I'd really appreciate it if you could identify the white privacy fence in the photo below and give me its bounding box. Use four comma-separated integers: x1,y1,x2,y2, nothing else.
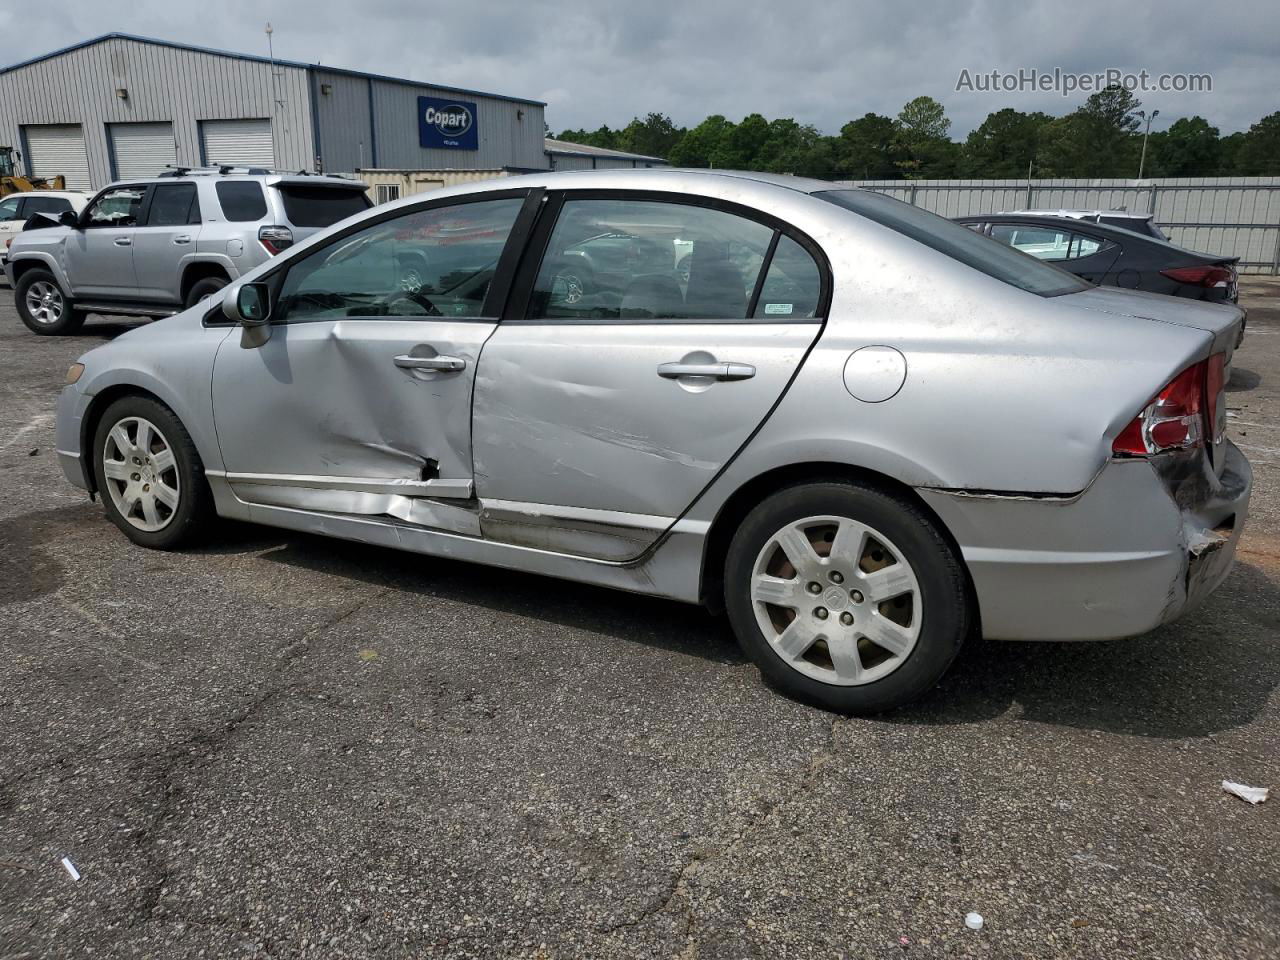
836,178,1280,274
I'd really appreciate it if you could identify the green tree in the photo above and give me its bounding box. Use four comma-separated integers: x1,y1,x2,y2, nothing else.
894,96,958,178
1233,112,1280,175
555,125,619,149
667,114,735,168
835,113,901,179
961,108,1053,178
615,113,684,159
1147,116,1220,177
1081,83,1143,132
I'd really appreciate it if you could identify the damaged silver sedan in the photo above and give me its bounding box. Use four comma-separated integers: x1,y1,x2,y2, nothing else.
54,170,1251,713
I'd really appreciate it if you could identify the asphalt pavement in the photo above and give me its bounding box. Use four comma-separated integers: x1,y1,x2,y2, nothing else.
1,282,1277,959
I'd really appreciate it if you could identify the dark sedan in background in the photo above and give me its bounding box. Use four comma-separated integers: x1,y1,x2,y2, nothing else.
955,214,1239,304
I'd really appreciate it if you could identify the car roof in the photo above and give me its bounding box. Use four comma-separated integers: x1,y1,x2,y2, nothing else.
488,167,846,197
7,189,89,198
102,172,364,189
999,208,1153,220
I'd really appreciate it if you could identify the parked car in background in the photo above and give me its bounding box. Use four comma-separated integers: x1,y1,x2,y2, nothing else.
0,190,89,269
999,208,1167,239
52,171,1249,714
5,167,370,334
955,214,1240,306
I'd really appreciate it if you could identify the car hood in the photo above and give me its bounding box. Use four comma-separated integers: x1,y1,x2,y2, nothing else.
1063,286,1244,356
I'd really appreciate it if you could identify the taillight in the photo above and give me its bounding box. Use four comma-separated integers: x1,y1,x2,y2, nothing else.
258,225,294,255
1113,355,1227,457
1160,265,1232,288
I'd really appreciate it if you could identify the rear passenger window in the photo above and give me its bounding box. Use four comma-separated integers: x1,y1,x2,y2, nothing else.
148,183,199,226
530,198,775,321
753,236,822,319
20,196,71,218
278,186,370,228
216,181,267,222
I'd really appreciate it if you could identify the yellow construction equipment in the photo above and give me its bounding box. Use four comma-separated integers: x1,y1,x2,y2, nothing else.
0,146,65,196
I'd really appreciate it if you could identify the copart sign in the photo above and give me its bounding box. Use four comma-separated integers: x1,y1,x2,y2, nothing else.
418,96,479,150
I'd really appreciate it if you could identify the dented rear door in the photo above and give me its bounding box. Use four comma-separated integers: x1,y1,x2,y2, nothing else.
211,190,538,524
471,192,827,561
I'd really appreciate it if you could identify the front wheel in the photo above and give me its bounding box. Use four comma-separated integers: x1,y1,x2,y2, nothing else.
92,396,214,549
724,481,970,714
15,269,85,335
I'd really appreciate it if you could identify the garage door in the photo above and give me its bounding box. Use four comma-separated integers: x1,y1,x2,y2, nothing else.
23,124,91,189
109,122,176,180
201,119,274,169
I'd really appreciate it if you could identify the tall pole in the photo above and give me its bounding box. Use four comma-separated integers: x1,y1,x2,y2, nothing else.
1137,109,1159,179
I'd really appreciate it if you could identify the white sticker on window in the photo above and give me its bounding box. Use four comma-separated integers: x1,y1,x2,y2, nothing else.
764,302,794,316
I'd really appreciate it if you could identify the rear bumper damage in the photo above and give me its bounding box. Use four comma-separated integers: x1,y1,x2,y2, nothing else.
918,440,1250,641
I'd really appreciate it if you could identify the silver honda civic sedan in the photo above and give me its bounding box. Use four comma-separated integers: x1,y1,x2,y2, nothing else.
53,169,1250,713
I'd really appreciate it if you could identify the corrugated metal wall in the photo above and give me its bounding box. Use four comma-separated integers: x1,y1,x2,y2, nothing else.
312,70,373,174
838,177,1280,274
367,79,545,172
0,36,315,188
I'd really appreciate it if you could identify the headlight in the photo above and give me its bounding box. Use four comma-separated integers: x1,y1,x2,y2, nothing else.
65,362,84,385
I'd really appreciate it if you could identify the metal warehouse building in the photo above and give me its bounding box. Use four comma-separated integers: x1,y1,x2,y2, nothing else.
0,33,556,190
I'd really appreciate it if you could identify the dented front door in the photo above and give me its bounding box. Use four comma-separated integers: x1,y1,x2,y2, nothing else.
210,192,533,526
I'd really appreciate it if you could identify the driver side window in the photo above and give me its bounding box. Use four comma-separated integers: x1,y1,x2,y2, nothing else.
276,196,526,323
85,186,146,228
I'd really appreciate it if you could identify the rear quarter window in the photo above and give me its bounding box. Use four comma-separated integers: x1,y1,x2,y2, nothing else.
216,181,268,222
277,186,370,228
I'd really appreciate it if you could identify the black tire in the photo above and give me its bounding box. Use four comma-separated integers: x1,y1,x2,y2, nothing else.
184,275,229,309
724,481,970,715
92,395,214,550
15,268,86,335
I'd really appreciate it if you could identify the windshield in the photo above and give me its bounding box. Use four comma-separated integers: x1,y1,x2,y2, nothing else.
815,190,1090,298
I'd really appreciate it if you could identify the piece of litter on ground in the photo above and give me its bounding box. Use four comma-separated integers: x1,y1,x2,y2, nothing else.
897,935,911,946
60,857,80,881
1222,780,1269,804
965,912,984,931
358,648,379,662
28,447,39,456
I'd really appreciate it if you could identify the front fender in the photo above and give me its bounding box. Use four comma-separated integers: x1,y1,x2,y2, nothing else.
76,318,234,481
7,251,70,291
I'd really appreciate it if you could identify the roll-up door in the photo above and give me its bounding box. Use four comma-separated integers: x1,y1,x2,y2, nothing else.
23,124,91,189
200,119,274,169
109,122,177,180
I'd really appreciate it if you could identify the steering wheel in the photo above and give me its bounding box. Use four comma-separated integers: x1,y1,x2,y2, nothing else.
381,288,443,317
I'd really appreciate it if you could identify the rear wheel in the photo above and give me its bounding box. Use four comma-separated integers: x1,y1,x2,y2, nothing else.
725,481,970,714
93,396,213,550
15,269,85,335
184,276,228,309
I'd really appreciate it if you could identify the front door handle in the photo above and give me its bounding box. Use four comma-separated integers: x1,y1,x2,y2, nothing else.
394,354,466,372
113,236,132,246
173,235,192,244
657,361,756,381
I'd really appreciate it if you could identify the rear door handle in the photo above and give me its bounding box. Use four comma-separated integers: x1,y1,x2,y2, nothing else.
394,354,466,372
173,235,191,244
657,361,756,381
113,237,132,246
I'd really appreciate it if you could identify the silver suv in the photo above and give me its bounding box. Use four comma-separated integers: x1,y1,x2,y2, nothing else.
5,167,370,335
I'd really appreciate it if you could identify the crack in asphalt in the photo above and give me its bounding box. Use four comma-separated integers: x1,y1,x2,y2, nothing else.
126,587,391,928
598,715,843,948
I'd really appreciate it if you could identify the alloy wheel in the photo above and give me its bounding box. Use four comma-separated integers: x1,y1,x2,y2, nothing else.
101,416,181,532
25,280,64,326
749,515,922,686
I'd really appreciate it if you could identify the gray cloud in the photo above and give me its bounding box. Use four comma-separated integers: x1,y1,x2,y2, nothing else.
0,0,1275,137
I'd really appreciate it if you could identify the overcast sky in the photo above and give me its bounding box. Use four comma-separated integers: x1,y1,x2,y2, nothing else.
1,0,1276,137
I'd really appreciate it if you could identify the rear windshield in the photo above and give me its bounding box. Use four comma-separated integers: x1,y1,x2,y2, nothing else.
815,190,1090,298
216,181,268,222
276,185,370,228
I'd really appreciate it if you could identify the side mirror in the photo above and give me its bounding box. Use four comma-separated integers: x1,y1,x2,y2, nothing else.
58,210,79,228
223,282,272,326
